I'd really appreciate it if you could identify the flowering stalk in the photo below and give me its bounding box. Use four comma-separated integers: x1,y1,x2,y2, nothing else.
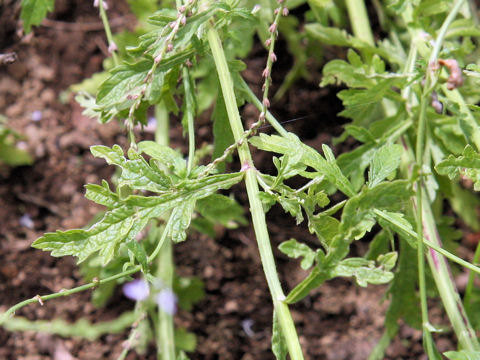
95,0,119,66
126,0,198,149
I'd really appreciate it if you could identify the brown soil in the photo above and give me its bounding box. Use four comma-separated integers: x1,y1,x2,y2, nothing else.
0,1,467,359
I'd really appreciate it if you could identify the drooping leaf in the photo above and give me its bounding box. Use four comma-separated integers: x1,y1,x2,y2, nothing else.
278,239,316,270
436,145,480,190
20,0,54,33
126,241,148,272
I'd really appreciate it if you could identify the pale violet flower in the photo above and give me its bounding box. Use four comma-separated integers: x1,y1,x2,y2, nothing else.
123,279,150,301
19,214,34,229
156,288,177,315
31,110,42,122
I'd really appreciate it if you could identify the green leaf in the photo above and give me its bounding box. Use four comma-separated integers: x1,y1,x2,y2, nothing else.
250,133,355,197
436,145,480,190
196,194,246,228
272,310,287,360
443,350,480,360
32,172,243,264
332,257,394,287
308,214,340,250
137,140,186,175
0,142,33,166
126,241,148,272
91,145,173,192
174,276,205,311
20,0,54,33
85,180,121,209
175,327,197,352
344,125,376,143
368,144,403,188
168,198,196,243
212,88,235,172
278,239,316,270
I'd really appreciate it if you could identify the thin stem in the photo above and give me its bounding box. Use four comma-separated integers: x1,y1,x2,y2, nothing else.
182,67,196,175
0,266,141,325
464,243,480,307
98,0,119,66
207,25,304,360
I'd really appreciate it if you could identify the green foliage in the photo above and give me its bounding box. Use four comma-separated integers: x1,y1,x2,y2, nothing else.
444,350,480,360
0,117,33,167
20,0,54,33
32,143,243,265
436,145,480,190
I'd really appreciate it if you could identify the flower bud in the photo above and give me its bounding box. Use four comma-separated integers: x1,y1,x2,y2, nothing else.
270,52,277,62
263,98,270,108
269,23,277,33
265,39,271,47
282,7,289,16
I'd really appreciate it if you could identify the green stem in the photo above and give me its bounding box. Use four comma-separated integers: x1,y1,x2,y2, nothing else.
156,239,176,360
154,103,176,360
98,0,119,67
464,243,480,307
182,67,196,175
0,266,141,326
207,25,304,360
344,0,375,46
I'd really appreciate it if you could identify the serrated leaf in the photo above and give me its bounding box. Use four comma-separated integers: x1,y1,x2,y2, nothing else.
168,199,196,243
91,144,172,192
375,210,417,248
250,133,355,197
85,180,121,209
278,239,316,270
368,144,403,188
96,52,192,123
436,145,480,190
32,172,243,264
332,257,394,287
272,310,287,360
137,140,186,174
20,0,54,33
212,88,235,172
344,125,376,143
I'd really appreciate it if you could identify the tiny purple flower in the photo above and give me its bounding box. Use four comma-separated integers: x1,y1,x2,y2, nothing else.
123,279,150,301
19,214,34,229
31,110,42,122
156,289,177,315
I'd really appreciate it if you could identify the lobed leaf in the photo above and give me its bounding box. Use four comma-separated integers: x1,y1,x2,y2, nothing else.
368,144,403,188
278,239,316,270
33,172,243,264
91,145,172,192
435,145,480,190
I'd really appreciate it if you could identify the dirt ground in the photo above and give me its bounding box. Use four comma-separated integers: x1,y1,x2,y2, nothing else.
0,1,468,359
